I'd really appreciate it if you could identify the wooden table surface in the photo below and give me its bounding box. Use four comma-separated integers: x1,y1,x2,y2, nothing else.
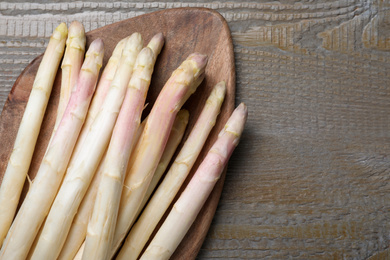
1,1,389,259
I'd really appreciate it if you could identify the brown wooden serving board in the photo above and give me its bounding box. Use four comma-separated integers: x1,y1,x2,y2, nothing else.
0,8,235,259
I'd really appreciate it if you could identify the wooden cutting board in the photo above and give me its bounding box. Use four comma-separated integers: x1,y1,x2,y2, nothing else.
0,8,235,259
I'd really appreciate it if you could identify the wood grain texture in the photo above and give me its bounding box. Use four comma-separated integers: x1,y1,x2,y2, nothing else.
1,1,390,259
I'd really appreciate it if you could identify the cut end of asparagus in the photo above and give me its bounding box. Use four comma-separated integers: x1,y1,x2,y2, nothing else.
53,22,68,40
82,39,104,76
66,21,86,51
147,33,165,57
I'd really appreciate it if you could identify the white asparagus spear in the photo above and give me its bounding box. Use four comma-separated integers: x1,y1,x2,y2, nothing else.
117,81,226,260
56,37,129,260
75,36,129,149
82,33,164,260
136,109,189,219
27,36,128,260
110,53,208,257
140,103,248,260
27,23,89,250
69,108,187,259
0,39,104,260
59,122,144,260
29,33,143,260
0,23,68,247
52,21,86,141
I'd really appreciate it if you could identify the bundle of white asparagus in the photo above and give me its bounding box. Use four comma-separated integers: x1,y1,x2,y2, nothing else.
0,21,247,260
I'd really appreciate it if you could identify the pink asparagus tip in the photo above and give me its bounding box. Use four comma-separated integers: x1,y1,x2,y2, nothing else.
188,53,208,69
235,103,248,125
155,32,164,40
68,21,85,36
237,103,248,119
81,39,104,76
222,103,248,141
147,33,165,56
89,38,104,52
151,33,164,45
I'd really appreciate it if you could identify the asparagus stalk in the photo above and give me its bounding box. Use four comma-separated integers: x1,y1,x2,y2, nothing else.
0,23,67,248
58,122,144,260
136,109,189,219
117,81,226,260
0,39,104,260
110,53,208,257
58,117,144,260
82,34,164,260
78,36,129,143
32,36,128,259
29,33,143,260
53,21,86,140
69,108,187,259
55,36,129,260
140,103,248,260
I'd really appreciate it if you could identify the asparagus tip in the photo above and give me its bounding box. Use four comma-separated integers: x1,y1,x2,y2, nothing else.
188,53,208,69
237,103,248,118
136,47,155,67
123,33,144,56
224,103,248,138
65,21,86,53
128,32,143,46
111,36,129,58
54,22,68,39
214,81,227,99
154,32,164,41
82,39,104,75
216,80,225,86
89,38,104,52
147,33,165,55
68,21,85,37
